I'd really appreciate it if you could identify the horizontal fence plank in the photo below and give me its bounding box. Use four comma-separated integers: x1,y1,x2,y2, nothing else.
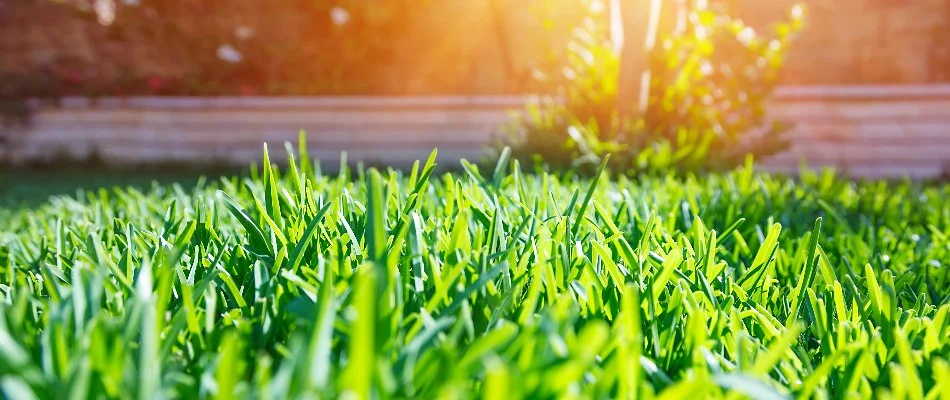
46,96,530,111
86,146,485,168
770,101,950,121
774,85,950,101
782,122,950,143
31,109,514,125
27,119,507,133
22,127,500,147
761,163,946,180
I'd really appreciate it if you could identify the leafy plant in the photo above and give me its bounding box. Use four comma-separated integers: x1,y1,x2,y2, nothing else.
1,140,949,398
510,0,805,173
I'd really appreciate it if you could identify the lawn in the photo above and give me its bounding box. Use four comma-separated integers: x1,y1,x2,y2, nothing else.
0,168,243,211
1,144,948,399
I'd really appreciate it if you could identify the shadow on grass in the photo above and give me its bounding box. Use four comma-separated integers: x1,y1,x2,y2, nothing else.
1,165,245,211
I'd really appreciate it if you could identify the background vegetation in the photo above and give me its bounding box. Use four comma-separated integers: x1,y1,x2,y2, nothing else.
510,0,804,173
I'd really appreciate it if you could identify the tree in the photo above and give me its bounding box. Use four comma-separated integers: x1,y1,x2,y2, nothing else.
614,0,681,119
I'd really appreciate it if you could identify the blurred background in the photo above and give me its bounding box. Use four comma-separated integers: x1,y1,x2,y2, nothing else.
2,0,949,206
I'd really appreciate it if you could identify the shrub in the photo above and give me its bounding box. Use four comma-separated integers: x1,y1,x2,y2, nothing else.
510,0,805,173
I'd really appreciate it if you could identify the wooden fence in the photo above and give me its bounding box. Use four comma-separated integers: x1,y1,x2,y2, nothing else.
763,85,950,179
5,85,950,179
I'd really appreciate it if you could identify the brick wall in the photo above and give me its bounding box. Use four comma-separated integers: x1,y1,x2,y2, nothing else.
5,86,950,179
748,0,950,84
0,0,582,95
2,1,948,92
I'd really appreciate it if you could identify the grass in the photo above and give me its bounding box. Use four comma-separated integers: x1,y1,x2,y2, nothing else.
1,140,949,399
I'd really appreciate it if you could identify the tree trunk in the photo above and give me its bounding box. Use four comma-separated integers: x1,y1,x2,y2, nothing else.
489,0,525,92
614,0,665,119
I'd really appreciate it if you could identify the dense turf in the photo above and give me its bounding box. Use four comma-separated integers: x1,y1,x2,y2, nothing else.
1,142,949,399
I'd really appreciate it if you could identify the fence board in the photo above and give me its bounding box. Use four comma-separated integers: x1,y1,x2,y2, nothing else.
8,86,950,179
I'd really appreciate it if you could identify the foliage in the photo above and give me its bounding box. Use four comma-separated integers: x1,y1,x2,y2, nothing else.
511,0,805,173
1,141,950,398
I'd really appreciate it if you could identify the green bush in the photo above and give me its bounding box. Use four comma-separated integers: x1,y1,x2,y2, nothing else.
511,1,805,173
1,142,949,398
